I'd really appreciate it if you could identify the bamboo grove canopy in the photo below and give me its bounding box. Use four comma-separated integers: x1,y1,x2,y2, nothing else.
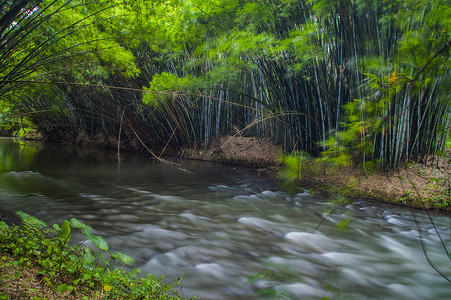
0,0,449,168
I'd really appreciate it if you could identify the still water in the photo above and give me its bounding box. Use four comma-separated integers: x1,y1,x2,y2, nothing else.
0,137,450,299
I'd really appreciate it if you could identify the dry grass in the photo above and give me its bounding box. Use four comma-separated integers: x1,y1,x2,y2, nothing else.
180,136,282,168
298,156,450,211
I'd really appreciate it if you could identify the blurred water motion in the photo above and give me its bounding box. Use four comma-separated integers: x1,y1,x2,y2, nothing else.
0,137,450,299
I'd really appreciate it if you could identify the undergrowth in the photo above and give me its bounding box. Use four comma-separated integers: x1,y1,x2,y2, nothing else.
0,212,185,299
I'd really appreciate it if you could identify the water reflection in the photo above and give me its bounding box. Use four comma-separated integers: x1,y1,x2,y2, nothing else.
0,138,450,299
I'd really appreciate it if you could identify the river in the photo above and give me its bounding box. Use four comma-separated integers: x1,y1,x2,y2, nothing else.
0,137,450,299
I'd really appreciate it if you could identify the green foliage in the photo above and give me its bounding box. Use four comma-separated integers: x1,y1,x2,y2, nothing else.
336,216,353,232
0,0,141,133
0,0,449,172
318,134,354,168
59,220,71,245
36,0,141,79
0,212,182,299
15,211,48,229
142,73,197,107
278,152,311,192
0,221,9,231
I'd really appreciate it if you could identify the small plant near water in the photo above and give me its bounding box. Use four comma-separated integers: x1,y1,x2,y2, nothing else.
0,212,183,299
278,152,312,193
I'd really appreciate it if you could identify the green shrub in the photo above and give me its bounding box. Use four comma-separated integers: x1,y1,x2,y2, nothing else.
0,212,184,299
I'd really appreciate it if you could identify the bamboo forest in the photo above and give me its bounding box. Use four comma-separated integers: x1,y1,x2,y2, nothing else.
0,0,450,299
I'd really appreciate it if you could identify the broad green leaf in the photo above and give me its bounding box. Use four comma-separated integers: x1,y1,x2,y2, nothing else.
69,218,92,232
111,252,136,265
82,247,96,264
96,236,109,252
59,220,71,244
81,230,109,252
58,283,68,293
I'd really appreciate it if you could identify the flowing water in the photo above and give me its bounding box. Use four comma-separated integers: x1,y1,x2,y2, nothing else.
0,137,450,299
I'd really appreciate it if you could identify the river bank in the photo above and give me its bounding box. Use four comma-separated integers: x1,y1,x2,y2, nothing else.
178,136,451,212
3,134,450,212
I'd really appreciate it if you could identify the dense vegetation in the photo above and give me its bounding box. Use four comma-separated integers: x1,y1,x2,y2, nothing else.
0,211,182,299
0,2,449,296
0,0,449,168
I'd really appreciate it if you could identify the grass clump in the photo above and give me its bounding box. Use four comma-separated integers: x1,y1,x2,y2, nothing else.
0,212,185,299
